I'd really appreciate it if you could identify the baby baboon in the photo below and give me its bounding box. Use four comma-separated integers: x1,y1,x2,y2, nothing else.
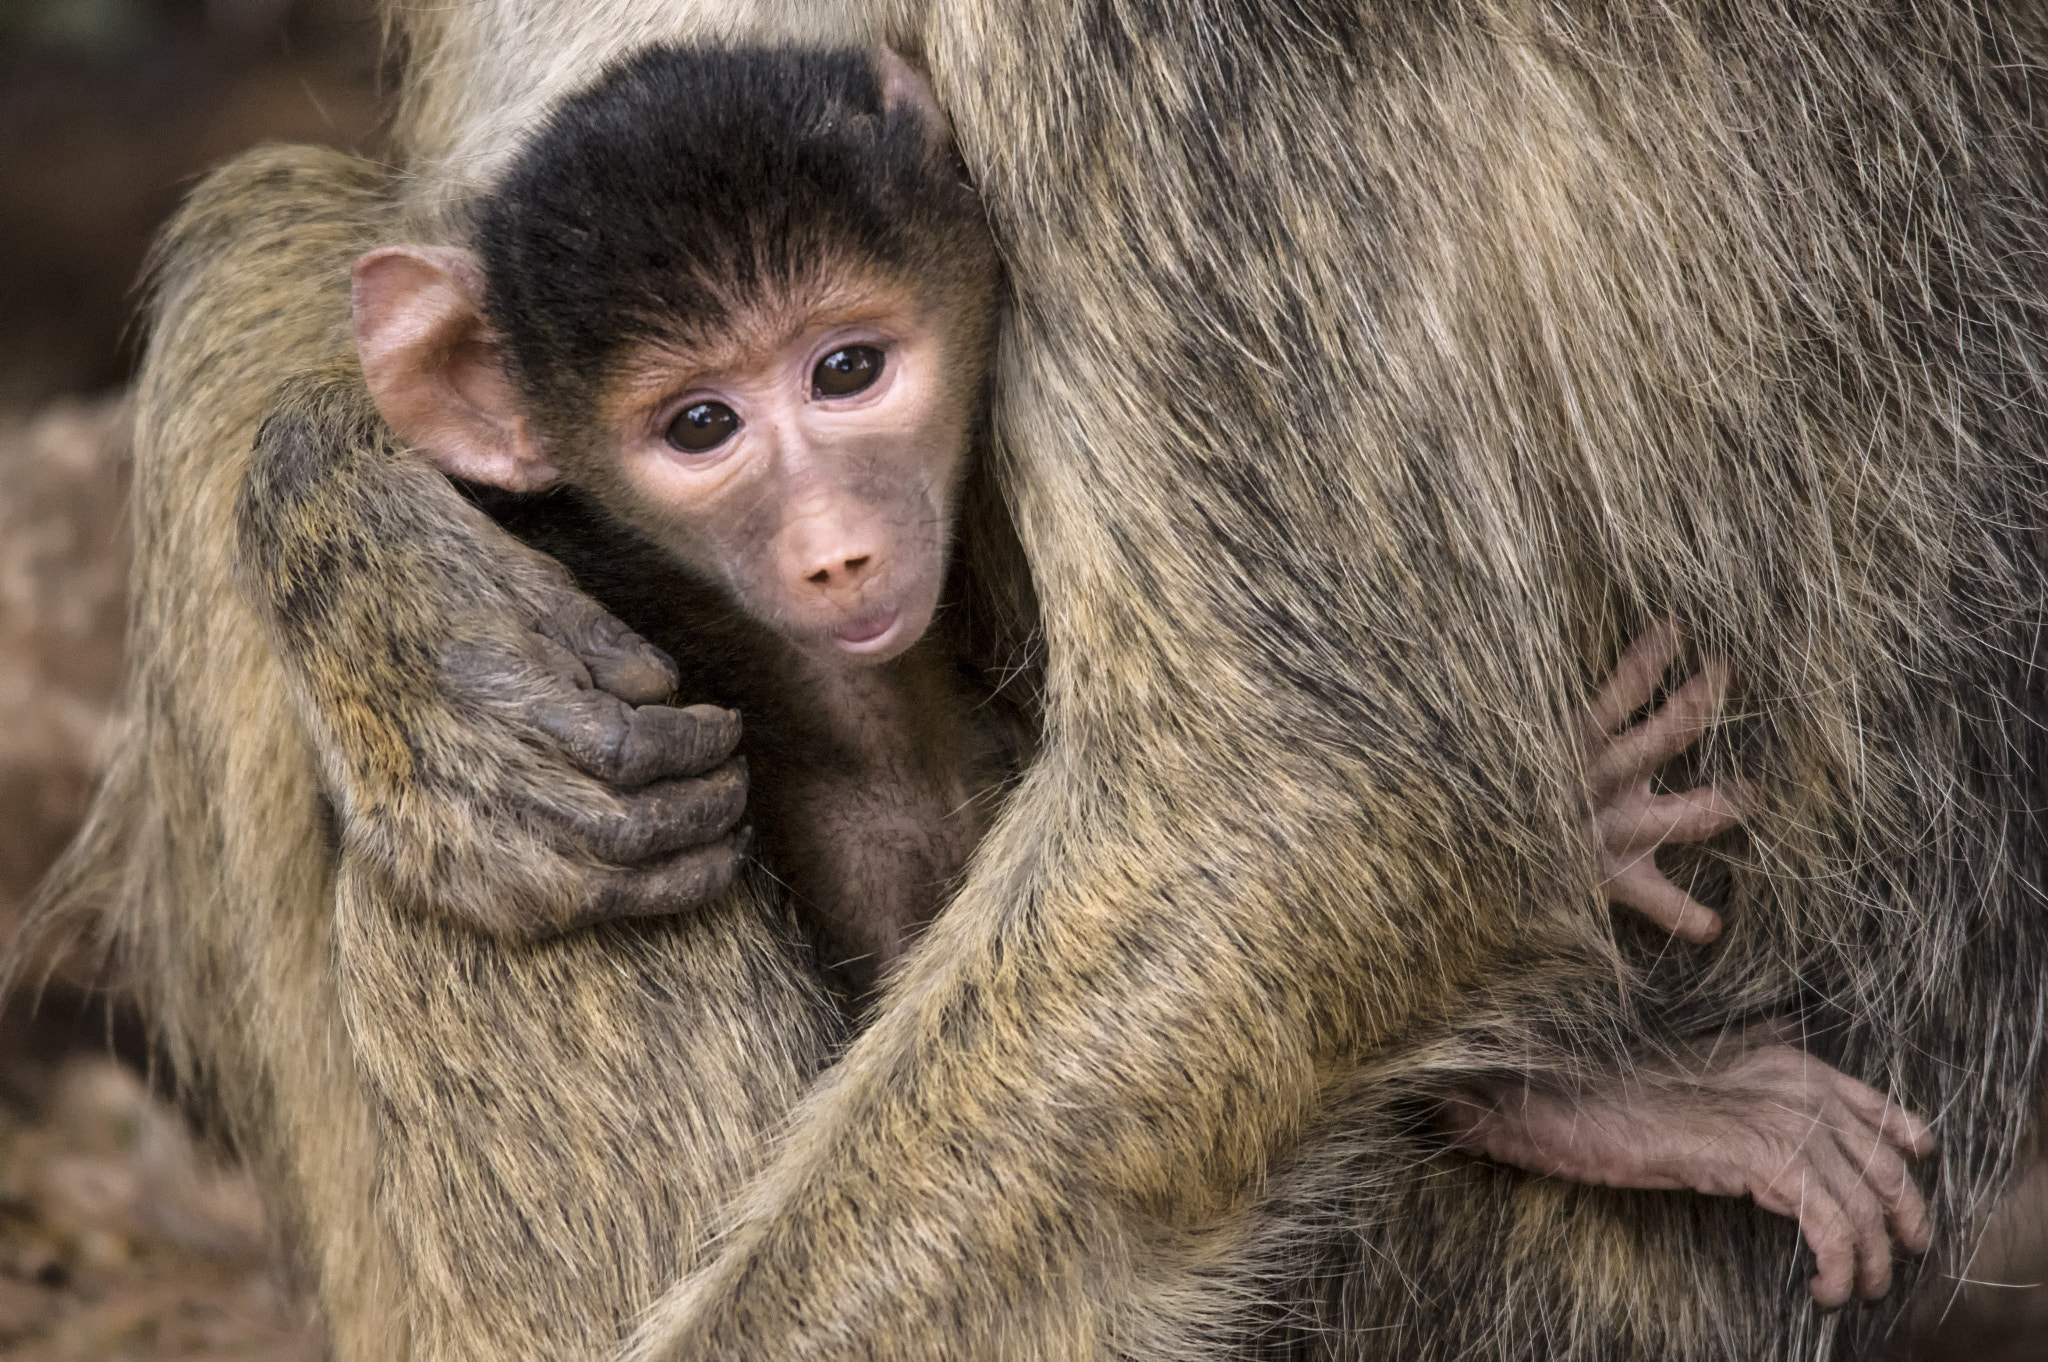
618,8,2048,1357
20,2,2048,1360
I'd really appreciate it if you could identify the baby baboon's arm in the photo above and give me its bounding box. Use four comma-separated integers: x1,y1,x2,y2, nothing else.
1443,1035,1936,1308
236,370,751,939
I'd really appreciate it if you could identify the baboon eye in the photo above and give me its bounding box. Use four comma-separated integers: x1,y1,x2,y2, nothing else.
812,345,884,398
666,401,740,453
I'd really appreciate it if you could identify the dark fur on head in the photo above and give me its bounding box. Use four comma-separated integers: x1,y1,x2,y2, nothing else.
474,45,997,433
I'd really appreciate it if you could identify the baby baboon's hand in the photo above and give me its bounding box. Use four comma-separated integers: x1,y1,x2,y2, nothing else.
1442,1041,1935,1307
240,379,750,938
1584,621,1746,943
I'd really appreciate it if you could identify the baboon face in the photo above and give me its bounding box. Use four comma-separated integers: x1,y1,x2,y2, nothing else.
579,281,975,665
353,45,997,668
352,247,979,668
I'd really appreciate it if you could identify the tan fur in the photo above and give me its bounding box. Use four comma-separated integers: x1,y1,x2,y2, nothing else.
15,2,2048,1360
16,146,843,1361
633,2,2048,1356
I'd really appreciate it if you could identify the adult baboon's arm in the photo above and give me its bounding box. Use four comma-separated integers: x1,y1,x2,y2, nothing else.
235,368,753,940
149,145,757,945
613,0,2047,1354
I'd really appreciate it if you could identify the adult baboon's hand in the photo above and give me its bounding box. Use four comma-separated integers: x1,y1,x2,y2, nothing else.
431,561,752,927
238,373,750,938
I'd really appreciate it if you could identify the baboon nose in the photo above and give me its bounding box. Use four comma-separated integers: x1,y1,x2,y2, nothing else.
803,553,874,590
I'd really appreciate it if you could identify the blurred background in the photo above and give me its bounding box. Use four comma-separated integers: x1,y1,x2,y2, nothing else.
1,1,376,1354
0,2,2037,1357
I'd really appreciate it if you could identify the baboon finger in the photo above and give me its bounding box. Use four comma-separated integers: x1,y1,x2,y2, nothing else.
1878,1155,1934,1256
1602,861,1723,943
1605,785,1744,851
1793,1185,1857,1309
1843,1130,1931,1256
517,628,596,689
1880,1103,1938,1159
613,704,743,783
523,685,647,778
528,686,743,787
443,631,587,701
1586,619,1681,734
1589,659,1735,790
565,761,749,864
1828,1159,1897,1300
1831,1079,1937,1160
535,589,680,704
573,831,753,925
1810,1077,1933,1255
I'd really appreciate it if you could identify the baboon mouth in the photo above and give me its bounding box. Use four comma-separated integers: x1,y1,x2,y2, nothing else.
832,610,901,650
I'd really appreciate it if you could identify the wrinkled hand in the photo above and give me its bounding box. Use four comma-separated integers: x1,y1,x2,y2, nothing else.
433,561,752,930
1584,621,1746,943
1443,1040,1935,1307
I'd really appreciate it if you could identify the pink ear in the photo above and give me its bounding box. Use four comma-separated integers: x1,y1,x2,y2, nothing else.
352,246,560,492
875,47,953,146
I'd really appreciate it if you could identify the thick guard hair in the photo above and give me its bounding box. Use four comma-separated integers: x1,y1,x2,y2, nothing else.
474,45,994,420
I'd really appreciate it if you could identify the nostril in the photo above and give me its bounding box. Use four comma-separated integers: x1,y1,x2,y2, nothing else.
803,555,874,588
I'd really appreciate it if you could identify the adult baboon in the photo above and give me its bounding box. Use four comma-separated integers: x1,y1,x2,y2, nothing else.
22,2,2048,1361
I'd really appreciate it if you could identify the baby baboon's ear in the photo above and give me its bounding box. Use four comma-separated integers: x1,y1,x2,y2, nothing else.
352,245,560,492
875,46,952,148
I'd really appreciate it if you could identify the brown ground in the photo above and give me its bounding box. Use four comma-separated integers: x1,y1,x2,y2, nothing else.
0,10,381,1349
0,1043,321,1361
0,402,318,1359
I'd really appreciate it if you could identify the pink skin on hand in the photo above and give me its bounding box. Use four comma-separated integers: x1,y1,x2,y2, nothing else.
1441,1039,1936,1308
1447,628,1936,1307
1583,620,1747,944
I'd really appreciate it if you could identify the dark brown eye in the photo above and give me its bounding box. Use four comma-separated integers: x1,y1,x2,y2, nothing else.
666,401,739,453
812,345,884,398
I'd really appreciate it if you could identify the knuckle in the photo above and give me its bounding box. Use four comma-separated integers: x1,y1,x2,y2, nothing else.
567,708,637,777
598,713,633,779
688,774,748,837
582,867,635,921
684,706,743,761
578,608,627,650
687,857,727,903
